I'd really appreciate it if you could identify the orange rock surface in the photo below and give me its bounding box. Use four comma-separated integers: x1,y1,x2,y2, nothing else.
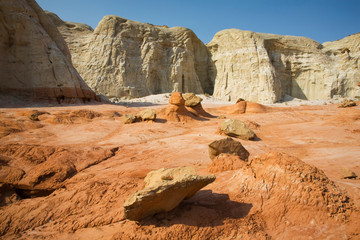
0,102,359,239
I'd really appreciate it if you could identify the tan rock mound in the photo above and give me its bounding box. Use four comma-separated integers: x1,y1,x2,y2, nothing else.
219,119,255,140
342,168,357,179
123,167,216,221
208,137,249,161
138,109,156,121
338,99,357,108
158,92,200,122
224,152,354,236
0,0,98,104
122,114,137,124
207,153,247,173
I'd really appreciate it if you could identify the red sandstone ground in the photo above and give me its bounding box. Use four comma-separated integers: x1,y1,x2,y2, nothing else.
0,101,359,239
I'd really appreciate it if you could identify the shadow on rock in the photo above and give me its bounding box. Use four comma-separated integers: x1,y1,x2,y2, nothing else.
140,190,252,227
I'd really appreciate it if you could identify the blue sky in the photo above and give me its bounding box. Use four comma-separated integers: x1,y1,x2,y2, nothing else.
37,0,359,44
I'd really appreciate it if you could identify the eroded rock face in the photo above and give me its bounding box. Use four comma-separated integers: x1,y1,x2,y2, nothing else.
0,0,98,103
223,152,353,232
48,13,214,99
208,29,360,103
123,167,216,221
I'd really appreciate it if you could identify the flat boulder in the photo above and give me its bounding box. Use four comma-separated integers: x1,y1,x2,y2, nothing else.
342,168,357,179
123,167,216,221
219,119,255,140
208,137,249,161
139,109,156,121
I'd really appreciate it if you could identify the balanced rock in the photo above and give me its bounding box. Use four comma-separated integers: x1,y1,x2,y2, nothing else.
123,167,216,221
183,93,203,107
139,109,156,121
219,119,255,140
0,0,98,104
208,137,249,161
159,92,198,122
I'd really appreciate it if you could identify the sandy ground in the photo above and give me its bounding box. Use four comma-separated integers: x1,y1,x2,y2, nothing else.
0,98,359,239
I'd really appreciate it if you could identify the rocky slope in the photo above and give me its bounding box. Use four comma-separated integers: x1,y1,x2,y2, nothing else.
47,13,214,99
208,29,360,103
0,0,98,104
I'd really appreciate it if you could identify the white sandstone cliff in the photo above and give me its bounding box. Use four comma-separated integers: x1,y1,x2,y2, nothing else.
0,0,97,103
47,13,214,99
208,29,360,103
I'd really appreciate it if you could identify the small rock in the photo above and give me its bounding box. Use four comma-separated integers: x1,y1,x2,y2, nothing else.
219,119,255,140
338,99,357,108
139,109,156,121
183,93,203,107
208,137,249,161
122,114,136,124
123,167,216,221
342,168,357,179
217,115,226,119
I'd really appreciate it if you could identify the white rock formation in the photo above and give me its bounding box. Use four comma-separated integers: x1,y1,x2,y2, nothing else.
208,29,360,103
0,0,97,103
47,13,214,99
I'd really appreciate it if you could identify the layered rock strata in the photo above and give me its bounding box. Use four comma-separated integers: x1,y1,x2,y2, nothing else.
47,13,214,99
208,29,360,103
0,0,97,103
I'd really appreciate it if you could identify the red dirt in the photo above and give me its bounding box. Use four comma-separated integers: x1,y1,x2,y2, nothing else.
0,102,359,239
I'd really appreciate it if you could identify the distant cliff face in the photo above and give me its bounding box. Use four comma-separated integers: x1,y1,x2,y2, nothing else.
208,29,360,103
48,13,214,99
0,0,97,103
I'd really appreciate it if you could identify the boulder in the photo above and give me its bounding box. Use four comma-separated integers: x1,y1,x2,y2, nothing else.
219,119,255,140
338,99,357,108
123,167,216,221
208,137,249,161
183,93,203,107
341,168,357,179
0,0,98,104
122,114,137,124
139,109,156,121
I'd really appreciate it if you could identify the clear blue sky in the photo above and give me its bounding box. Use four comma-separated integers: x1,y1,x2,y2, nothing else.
37,0,359,44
